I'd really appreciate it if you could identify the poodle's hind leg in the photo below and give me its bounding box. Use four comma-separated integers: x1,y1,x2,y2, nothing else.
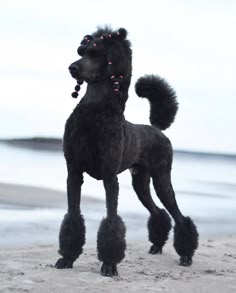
130,166,172,254
55,166,86,269
97,175,126,277
152,167,199,266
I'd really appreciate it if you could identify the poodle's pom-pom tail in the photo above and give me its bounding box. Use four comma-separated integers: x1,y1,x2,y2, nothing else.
135,75,178,130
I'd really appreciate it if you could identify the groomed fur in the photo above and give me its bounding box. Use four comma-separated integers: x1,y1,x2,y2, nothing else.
56,25,199,276
58,213,86,262
148,209,172,253
135,75,179,130
97,216,126,264
174,216,199,257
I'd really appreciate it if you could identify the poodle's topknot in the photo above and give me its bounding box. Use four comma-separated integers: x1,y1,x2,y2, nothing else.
74,26,131,97
92,26,128,40
117,28,127,40
77,27,129,57
77,45,86,56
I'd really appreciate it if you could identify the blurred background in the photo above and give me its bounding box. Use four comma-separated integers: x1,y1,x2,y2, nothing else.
0,0,235,247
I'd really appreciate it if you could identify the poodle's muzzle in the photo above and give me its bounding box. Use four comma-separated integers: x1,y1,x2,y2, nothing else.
69,63,80,80
69,57,98,83
69,58,89,81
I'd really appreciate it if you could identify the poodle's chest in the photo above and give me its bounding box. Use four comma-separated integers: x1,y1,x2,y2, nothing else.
64,106,125,178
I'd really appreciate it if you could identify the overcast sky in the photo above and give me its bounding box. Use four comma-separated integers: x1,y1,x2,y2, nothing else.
0,0,236,153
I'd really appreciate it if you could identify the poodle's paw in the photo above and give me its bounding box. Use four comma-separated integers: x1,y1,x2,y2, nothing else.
179,256,192,266
101,263,118,277
149,245,163,254
55,257,73,269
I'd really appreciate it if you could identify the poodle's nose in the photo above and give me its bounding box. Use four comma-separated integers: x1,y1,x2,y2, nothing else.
69,64,79,75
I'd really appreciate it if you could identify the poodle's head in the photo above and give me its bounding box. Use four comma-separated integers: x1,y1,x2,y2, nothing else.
69,27,132,97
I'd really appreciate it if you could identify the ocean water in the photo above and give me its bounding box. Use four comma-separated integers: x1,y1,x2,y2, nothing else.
0,142,235,246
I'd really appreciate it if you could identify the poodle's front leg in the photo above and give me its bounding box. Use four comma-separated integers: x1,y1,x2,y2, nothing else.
97,176,126,277
55,168,86,269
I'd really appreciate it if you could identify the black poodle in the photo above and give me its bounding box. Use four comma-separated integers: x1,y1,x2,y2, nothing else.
55,26,199,276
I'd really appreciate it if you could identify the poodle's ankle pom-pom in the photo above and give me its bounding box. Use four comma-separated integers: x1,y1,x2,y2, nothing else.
118,28,127,39
77,45,86,56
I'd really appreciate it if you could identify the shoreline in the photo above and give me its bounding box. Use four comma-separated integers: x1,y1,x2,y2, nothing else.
0,182,104,209
1,137,236,159
0,182,235,248
0,182,150,247
0,182,66,208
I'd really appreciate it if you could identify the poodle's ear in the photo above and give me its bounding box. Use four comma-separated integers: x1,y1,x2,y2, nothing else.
106,28,131,78
118,28,127,40
107,46,131,79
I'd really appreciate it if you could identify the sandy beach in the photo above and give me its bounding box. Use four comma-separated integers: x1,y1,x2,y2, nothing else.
1,236,236,292
0,182,236,292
